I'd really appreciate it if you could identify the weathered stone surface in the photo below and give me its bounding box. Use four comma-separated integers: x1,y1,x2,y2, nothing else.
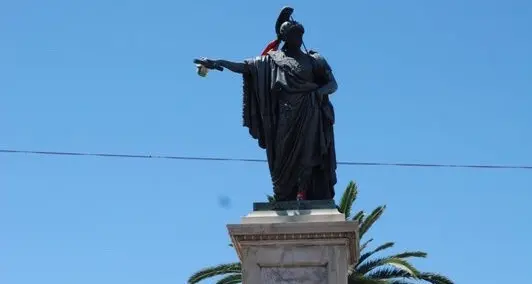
228,208,359,283
261,267,328,284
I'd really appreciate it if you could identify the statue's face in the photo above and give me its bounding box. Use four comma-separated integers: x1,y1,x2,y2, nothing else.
285,29,303,50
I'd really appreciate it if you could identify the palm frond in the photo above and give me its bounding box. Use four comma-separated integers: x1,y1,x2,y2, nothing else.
372,242,394,253
338,181,358,218
359,205,386,238
347,275,388,284
354,256,386,275
392,251,427,259
358,242,394,265
352,210,365,224
383,258,421,278
365,267,410,279
356,257,420,277
359,238,374,252
419,272,455,284
216,273,242,284
188,262,241,283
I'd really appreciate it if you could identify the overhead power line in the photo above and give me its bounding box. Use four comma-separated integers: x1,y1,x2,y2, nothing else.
1,149,531,170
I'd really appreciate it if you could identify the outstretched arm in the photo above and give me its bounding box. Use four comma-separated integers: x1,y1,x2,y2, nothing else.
197,57,247,74
216,60,246,74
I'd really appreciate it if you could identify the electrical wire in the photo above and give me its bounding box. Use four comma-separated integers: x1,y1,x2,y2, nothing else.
1,149,531,170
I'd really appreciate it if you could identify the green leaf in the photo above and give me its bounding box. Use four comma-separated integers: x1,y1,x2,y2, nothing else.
371,242,394,254
347,274,388,284
188,262,241,283
347,275,388,284
355,257,385,275
216,274,242,284
382,258,420,278
356,257,419,276
339,181,358,218
392,251,427,259
419,272,455,284
352,210,365,224
365,267,411,279
358,242,394,265
359,238,374,252
359,205,386,238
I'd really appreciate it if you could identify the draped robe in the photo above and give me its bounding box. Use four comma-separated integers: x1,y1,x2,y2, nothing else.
242,49,337,201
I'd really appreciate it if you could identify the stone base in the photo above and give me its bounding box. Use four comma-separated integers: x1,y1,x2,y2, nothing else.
227,206,359,284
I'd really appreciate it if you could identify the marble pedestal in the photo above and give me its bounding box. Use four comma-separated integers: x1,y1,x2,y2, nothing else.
227,201,359,284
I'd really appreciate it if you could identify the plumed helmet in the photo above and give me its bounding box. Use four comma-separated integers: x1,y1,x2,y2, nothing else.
279,21,305,41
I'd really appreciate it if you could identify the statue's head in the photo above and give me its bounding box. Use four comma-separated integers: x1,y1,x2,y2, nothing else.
280,21,304,50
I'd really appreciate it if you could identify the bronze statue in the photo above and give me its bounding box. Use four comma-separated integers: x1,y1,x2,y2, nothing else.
195,7,338,202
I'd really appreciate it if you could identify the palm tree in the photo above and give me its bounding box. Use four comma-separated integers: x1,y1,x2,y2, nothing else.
188,181,453,284
339,182,453,284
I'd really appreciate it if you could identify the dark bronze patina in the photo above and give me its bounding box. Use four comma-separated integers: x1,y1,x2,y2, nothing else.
195,7,339,202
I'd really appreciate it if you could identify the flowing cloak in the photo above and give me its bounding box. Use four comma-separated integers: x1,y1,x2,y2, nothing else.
242,49,337,200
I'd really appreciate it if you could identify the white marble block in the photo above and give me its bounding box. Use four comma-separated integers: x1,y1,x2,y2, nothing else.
227,208,359,284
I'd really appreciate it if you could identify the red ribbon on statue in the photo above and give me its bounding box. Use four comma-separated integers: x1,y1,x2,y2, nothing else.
261,39,280,56
297,191,307,201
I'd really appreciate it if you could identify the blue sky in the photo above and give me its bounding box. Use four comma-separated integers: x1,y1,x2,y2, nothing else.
1,0,531,283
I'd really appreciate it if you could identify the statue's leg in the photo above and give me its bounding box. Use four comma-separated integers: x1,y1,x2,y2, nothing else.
274,185,299,201
305,166,334,201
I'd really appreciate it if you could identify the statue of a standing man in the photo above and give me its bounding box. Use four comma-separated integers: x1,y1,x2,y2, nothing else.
196,7,338,202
